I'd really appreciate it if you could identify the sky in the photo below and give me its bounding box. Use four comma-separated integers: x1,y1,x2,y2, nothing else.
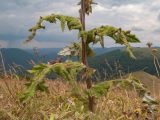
0,0,160,48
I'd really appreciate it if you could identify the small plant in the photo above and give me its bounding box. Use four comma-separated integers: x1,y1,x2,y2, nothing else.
21,0,141,112
146,42,160,78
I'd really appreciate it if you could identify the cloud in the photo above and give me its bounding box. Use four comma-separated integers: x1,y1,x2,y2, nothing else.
158,13,160,21
21,40,69,48
0,0,160,48
0,40,9,48
153,28,160,34
131,26,144,32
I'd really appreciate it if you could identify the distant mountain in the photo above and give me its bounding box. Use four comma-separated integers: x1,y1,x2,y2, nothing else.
24,48,60,62
88,47,160,79
25,48,61,55
24,47,121,56
23,47,121,62
1,47,160,79
0,48,34,71
93,47,122,55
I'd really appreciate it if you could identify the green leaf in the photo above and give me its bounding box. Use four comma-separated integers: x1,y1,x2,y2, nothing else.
27,63,48,74
19,81,37,102
37,81,49,92
86,81,113,97
80,25,140,59
19,61,87,102
49,113,54,120
25,14,82,43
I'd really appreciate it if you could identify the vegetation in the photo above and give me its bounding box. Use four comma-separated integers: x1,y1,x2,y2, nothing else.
0,0,160,120
1,47,160,77
0,76,160,120
89,48,160,79
22,0,140,113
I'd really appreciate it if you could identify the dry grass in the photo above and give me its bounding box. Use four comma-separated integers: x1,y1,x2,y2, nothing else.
0,77,160,120
126,71,160,98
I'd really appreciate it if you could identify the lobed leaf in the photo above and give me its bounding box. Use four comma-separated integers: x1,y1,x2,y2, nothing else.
86,81,113,97
80,25,140,58
25,14,82,43
19,61,93,102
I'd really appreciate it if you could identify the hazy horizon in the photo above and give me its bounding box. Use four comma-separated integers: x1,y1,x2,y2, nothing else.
0,46,160,50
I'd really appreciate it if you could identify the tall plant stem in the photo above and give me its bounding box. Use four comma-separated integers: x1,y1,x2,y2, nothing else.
153,55,160,78
155,57,160,72
80,0,87,65
80,0,95,112
0,49,7,77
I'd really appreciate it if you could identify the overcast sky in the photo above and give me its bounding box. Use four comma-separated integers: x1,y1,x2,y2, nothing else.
0,0,160,48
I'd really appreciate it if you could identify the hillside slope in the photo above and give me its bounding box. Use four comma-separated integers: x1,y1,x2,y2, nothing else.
89,48,160,77
127,71,160,97
0,48,34,70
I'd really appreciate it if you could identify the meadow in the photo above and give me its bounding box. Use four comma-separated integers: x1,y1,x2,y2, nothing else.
1,0,160,120
0,75,160,120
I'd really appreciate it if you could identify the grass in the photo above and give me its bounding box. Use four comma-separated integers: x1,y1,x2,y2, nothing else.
0,75,160,120
125,71,160,98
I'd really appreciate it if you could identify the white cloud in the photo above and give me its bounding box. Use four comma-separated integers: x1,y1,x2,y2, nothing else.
94,5,109,12
21,40,69,48
0,0,160,48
